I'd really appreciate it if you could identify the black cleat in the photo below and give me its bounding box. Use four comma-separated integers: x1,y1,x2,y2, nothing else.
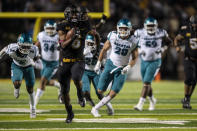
78,98,86,107
65,112,74,123
181,98,192,109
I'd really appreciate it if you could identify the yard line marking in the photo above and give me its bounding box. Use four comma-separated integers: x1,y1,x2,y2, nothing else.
0,108,50,113
1,127,197,130
1,113,197,116
0,118,192,125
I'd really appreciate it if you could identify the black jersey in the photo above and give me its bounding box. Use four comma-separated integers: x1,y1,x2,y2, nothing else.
57,20,91,59
179,25,197,58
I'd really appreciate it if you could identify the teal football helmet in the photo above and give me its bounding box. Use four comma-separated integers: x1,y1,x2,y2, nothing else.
144,17,158,34
117,18,132,38
17,33,33,54
85,34,96,50
44,20,56,36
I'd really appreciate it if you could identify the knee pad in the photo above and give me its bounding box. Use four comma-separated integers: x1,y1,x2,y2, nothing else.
27,87,33,94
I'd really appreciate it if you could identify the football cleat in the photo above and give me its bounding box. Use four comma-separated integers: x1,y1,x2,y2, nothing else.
14,88,20,99
148,97,157,111
181,98,192,109
134,103,143,111
106,103,114,115
30,108,36,118
78,98,86,107
91,107,101,117
65,112,74,123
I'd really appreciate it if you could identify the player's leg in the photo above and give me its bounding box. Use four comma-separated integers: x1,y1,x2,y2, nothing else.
188,61,197,98
24,66,36,118
182,59,196,109
11,63,23,99
82,71,95,106
71,61,86,107
92,69,126,117
135,59,160,111
58,64,74,123
35,61,60,105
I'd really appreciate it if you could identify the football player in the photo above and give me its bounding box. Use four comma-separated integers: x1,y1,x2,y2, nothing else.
34,20,61,106
91,18,138,117
134,17,172,111
0,33,40,118
174,15,197,109
82,31,113,114
57,4,89,123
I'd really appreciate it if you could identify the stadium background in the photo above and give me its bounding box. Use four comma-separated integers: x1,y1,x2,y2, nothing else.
0,0,196,80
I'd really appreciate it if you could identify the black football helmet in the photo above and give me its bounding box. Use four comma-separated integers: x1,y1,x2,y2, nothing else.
78,6,89,21
64,5,80,23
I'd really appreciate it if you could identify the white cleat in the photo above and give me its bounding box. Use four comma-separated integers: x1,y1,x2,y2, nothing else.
91,107,101,117
14,88,20,99
106,103,114,115
134,104,143,111
30,108,36,118
149,98,157,111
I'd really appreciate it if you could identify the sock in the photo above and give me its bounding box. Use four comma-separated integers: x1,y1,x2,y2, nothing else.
148,96,155,102
65,105,73,114
29,92,35,109
95,95,111,110
106,102,113,110
138,97,146,105
53,81,60,89
35,88,44,105
185,95,190,101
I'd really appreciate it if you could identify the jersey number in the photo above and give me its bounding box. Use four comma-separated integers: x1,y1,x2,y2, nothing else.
115,47,128,56
85,58,97,66
145,41,157,48
190,38,197,50
44,43,55,52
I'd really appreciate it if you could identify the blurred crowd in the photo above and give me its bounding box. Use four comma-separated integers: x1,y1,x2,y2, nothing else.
0,0,197,79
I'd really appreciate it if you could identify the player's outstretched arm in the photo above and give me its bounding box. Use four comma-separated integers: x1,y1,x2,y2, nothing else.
0,46,8,59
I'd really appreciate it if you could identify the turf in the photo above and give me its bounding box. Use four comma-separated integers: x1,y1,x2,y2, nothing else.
0,79,197,131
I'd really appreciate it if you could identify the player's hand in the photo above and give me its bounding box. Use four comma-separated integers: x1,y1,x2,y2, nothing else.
94,61,101,74
30,59,36,67
100,14,107,24
83,46,92,55
121,65,131,75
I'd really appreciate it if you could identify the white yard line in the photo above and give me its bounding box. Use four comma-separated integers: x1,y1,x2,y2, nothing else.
1,127,197,130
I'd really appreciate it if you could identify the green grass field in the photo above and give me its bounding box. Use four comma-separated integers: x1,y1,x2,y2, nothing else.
0,79,197,131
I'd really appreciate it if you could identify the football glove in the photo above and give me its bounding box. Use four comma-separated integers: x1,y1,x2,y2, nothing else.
121,65,131,75
94,61,101,74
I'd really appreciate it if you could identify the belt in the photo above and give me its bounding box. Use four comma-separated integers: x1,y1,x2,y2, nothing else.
62,58,81,63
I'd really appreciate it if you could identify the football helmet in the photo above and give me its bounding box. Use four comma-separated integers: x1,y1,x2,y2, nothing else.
17,33,33,55
117,18,132,38
64,5,80,23
78,6,89,21
85,34,96,50
44,20,56,36
144,17,158,34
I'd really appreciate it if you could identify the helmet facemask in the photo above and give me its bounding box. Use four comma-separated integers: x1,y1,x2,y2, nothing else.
144,23,158,34
85,39,96,51
117,26,131,38
44,26,56,36
18,42,32,55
